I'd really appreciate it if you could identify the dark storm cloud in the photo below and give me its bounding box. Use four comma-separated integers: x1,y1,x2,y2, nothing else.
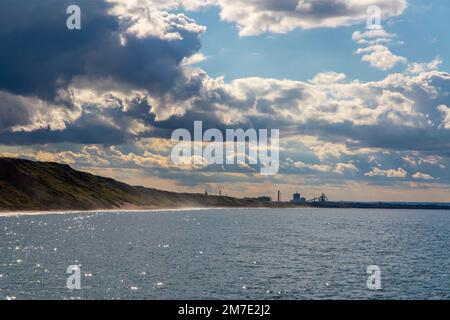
0,92,33,132
0,115,129,146
0,0,205,143
0,0,117,100
0,0,201,100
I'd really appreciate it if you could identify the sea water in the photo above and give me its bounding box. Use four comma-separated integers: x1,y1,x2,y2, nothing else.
0,208,449,300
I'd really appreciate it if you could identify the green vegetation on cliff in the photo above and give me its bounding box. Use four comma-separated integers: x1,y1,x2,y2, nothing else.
0,158,262,211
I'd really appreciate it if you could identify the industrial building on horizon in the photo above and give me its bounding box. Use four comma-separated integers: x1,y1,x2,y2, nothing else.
290,192,328,204
208,186,329,205
291,192,306,204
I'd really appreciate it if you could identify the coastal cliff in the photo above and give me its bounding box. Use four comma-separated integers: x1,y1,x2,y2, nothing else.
0,157,267,211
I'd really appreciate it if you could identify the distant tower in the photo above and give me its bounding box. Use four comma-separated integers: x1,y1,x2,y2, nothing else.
319,193,328,204
219,190,222,197
277,190,281,203
205,187,208,196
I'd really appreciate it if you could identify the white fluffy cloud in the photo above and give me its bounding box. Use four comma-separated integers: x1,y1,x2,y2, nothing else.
408,56,443,74
182,53,208,66
365,167,408,178
353,25,407,70
357,44,407,70
213,0,407,36
106,0,207,40
438,104,450,129
334,162,359,175
412,172,434,180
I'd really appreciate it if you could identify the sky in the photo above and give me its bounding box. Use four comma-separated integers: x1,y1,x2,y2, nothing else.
0,0,450,202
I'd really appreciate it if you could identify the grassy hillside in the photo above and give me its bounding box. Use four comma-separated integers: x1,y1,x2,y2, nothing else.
0,157,262,211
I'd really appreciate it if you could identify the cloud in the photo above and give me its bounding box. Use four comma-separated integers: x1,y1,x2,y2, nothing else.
0,91,80,133
356,45,407,70
293,160,332,173
211,0,407,36
352,28,397,45
437,105,450,129
0,0,209,145
0,0,204,102
106,1,206,40
353,25,407,70
309,72,346,85
408,56,443,74
334,162,358,175
182,53,208,66
365,167,408,178
412,172,434,180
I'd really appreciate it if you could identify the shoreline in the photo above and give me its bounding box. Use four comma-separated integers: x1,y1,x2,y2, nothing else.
0,206,220,217
1,202,450,217
0,206,282,217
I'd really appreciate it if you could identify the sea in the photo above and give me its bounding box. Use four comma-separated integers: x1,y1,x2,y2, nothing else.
0,208,449,300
